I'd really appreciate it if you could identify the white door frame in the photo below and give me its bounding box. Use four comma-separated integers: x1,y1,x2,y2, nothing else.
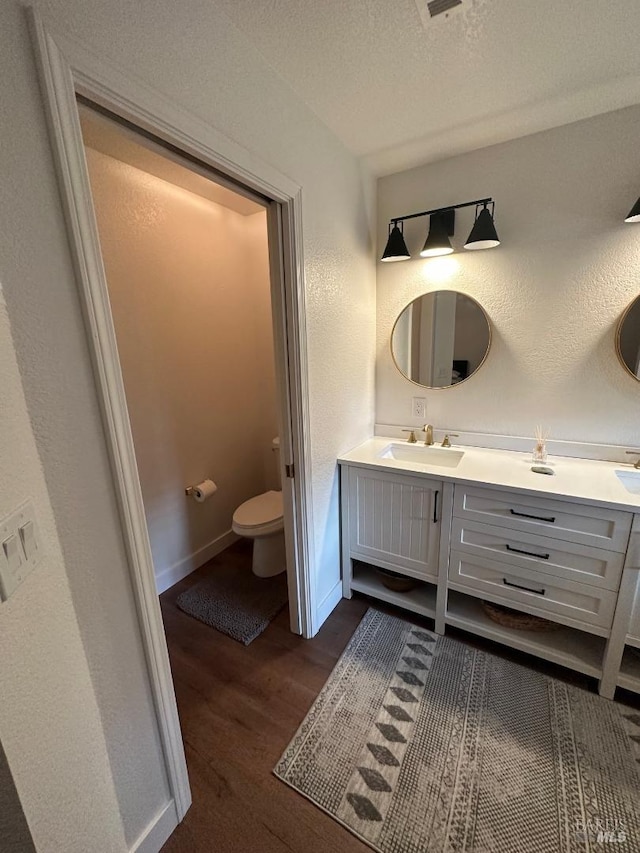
29,9,316,825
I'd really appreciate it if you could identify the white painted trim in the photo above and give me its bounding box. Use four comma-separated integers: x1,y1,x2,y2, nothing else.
316,580,344,629
435,482,454,635
29,10,192,822
341,465,354,600
130,800,178,853
28,7,316,832
268,198,316,637
154,530,240,595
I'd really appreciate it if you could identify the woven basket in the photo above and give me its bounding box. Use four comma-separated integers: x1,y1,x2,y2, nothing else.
375,568,417,593
481,600,559,632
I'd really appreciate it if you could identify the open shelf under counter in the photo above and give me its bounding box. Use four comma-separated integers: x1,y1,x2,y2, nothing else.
445,590,606,679
618,647,640,693
625,634,640,651
350,562,437,620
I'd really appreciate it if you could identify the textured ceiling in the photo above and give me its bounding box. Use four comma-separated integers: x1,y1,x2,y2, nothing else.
218,0,640,174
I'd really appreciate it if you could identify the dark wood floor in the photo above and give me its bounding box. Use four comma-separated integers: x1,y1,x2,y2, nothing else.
160,541,371,852
160,542,639,851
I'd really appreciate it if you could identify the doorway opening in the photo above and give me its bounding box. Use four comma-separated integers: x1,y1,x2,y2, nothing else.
79,103,292,634
69,93,315,822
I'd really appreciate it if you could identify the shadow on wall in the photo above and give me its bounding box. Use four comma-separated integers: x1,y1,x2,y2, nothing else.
0,741,36,853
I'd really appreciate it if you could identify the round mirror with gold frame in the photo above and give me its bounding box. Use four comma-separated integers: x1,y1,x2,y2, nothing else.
391,290,491,389
616,295,640,381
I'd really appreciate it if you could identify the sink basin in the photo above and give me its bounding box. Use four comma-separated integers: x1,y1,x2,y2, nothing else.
615,469,640,495
379,443,464,468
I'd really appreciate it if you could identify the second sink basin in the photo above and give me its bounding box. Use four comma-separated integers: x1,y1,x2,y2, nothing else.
615,469,640,495
379,443,464,468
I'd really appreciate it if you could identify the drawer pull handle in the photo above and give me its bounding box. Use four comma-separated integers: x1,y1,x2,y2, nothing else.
510,508,556,523
506,544,550,560
433,490,439,524
503,578,546,595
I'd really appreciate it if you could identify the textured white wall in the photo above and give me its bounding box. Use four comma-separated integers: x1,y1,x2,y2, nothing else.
0,294,126,853
0,0,375,846
377,105,640,444
86,148,278,590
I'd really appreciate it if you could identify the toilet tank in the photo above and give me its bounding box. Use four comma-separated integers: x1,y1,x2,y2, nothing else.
272,437,281,490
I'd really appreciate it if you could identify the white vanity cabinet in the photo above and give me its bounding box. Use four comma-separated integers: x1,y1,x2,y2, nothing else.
338,446,640,699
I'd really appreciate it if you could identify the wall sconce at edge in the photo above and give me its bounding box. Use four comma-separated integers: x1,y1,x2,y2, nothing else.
625,196,640,224
381,197,500,262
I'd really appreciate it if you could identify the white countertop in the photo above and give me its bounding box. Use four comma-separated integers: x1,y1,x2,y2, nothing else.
338,437,640,513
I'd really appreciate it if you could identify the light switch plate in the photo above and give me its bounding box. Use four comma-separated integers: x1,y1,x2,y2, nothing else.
0,500,41,603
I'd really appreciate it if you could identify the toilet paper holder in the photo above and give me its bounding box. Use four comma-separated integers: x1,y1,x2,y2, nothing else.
185,479,218,502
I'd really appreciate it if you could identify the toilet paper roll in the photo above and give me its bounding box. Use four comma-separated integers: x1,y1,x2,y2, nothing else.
192,479,217,502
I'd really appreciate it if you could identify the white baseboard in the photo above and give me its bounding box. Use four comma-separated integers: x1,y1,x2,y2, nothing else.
130,800,179,853
155,529,240,594
315,579,343,633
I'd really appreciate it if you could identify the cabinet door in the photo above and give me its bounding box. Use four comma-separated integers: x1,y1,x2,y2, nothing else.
347,467,442,579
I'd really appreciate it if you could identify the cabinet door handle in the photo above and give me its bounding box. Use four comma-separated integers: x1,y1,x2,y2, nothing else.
510,508,556,523
433,490,439,523
506,544,550,560
503,578,546,595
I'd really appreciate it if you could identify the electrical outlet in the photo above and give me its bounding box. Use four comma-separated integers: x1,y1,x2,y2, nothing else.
412,397,426,419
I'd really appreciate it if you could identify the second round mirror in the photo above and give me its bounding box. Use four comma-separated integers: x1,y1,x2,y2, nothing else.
391,290,491,389
617,294,640,381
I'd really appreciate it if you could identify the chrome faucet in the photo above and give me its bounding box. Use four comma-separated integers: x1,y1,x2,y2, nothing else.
422,424,434,446
625,450,640,469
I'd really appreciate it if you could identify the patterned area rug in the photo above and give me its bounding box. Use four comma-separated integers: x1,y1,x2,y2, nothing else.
274,609,640,852
176,564,287,645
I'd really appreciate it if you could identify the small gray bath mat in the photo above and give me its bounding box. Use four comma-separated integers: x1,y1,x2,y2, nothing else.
275,608,640,852
176,564,287,645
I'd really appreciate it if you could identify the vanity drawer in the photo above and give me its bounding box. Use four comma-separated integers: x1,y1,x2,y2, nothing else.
448,549,617,633
453,485,631,552
451,518,624,591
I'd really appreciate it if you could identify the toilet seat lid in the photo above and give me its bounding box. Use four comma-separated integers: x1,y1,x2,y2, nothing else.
233,490,283,529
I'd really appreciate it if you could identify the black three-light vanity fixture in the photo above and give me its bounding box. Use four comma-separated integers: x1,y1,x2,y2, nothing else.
381,197,500,262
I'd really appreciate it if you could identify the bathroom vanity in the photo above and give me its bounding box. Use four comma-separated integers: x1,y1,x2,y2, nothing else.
339,437,640,699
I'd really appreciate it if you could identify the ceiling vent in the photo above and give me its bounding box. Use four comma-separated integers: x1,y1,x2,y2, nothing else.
415,0,463,29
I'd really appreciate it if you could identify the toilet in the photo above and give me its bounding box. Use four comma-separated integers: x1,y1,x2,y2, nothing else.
232,438,286,577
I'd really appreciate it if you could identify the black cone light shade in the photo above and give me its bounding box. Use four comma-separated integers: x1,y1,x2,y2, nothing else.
380,196,500,261
625,197,640,224
464,205,500,250
419,213,454,257
381,223,411,262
